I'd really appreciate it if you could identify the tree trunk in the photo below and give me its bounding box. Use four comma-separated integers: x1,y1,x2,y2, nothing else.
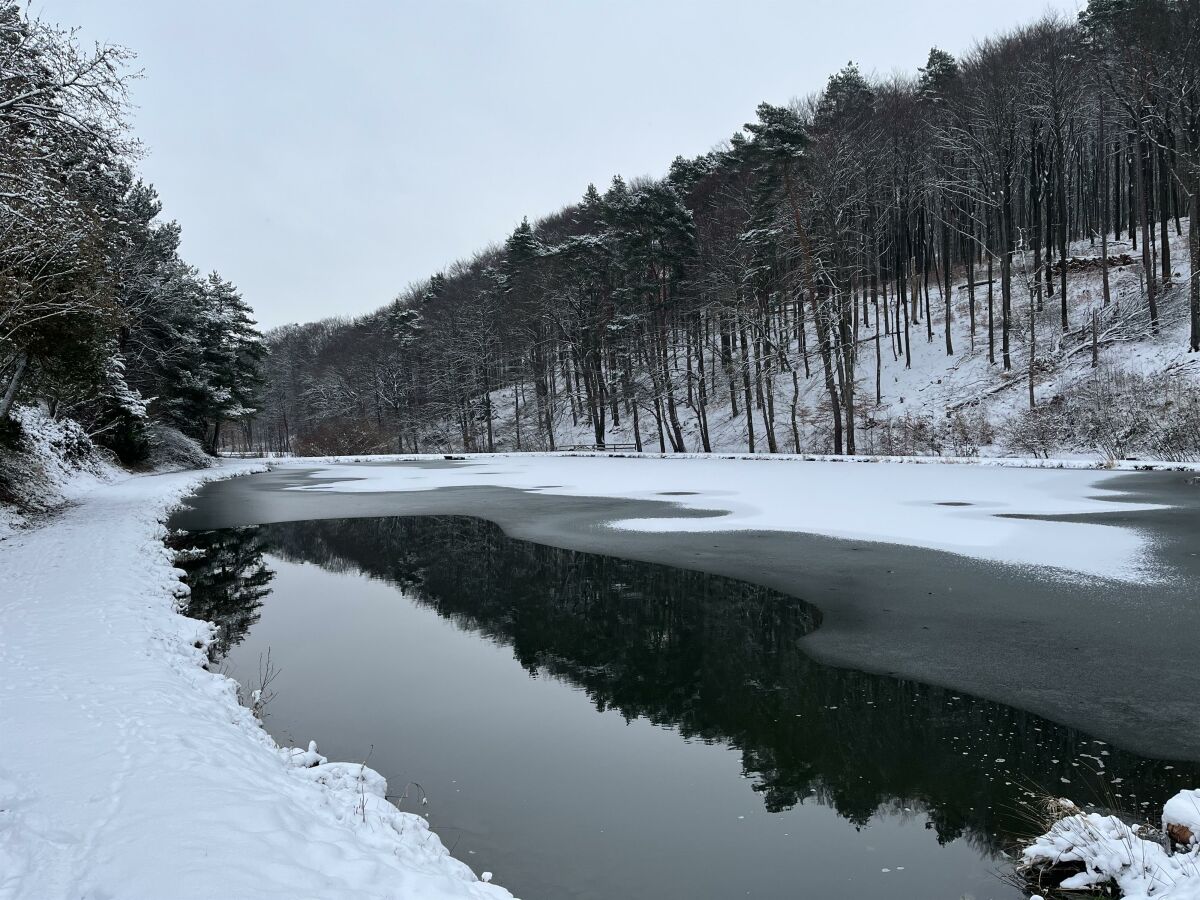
0,351,29,422
1159,134,1172,283
942,208,953,355
721,320,739,419
1057,134,1069,331
874,271,882,405
753,334,778,454
693,318,712,452
1191,185,1199,352
1029,293,1036,410
790,369,802,452
1100,93,1112,308
837,292,855,455
1001,170,1013,372
1139,131,1159,329
481,368,495,452
739,324,756,453
987,215,995,365
1031,133,1044,312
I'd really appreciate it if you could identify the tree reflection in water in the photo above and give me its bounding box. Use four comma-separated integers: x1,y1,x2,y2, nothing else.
170,526,274,662
172,515,1198,859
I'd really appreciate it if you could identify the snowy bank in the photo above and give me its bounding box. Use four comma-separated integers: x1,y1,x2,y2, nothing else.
272,452,1175,583
1021,792,1200,900
0,406,217,541
0,462,512,900
241,447,1200,472
0,406,121,540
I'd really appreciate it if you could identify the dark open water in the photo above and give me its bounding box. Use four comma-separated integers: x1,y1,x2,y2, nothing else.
170,515,1198,900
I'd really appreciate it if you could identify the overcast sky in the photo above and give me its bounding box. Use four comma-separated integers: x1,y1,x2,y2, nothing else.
39,1,1078,329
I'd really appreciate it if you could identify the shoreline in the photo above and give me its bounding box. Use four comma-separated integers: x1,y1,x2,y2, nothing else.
0,461,512,900
224,447,1200,473
174,457,1200,762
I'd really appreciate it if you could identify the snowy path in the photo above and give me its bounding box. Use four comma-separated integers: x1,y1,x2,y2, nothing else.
0,463,511,900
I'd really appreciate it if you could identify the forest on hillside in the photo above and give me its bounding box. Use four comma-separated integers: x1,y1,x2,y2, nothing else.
0,2,262,464
255,0,1200,460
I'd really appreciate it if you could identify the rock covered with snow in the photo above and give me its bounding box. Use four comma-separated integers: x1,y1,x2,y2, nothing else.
1165,789,1200,847
1022,796,1200,900
285,739,329,769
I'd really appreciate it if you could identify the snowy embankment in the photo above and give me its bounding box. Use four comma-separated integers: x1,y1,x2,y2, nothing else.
274,452,1180,583
1022,790,1200,900
0,407,121,541
0,462,512,900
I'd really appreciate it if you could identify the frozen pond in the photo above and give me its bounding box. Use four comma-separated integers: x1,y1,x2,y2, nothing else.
170,513,1198,900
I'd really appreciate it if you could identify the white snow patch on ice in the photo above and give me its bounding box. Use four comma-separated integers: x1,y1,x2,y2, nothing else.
278,454,1163,582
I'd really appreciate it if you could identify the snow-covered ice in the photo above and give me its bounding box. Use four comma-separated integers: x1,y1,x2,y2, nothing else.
0,462,512,900
280,454,1167,582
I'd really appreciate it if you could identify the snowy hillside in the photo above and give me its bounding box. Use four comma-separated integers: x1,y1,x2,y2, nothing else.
483,224,1197,461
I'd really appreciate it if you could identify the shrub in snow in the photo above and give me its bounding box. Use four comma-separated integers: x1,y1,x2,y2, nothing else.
14,405,104,471
856,408,995,457
1002,400,1071,459
0,406,115,524
1021,791,1200,900
944,409,995,457
143,424,214,471
294,418,397,456
1073,366,1156,461
1164,789,1200,848
871,412,944,456
1004,366,1200,463
1149,384,1200,464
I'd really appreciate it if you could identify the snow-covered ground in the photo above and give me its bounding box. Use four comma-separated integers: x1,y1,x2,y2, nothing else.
0,461,512,900
1022,791,1200,900
278,453,1173,583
